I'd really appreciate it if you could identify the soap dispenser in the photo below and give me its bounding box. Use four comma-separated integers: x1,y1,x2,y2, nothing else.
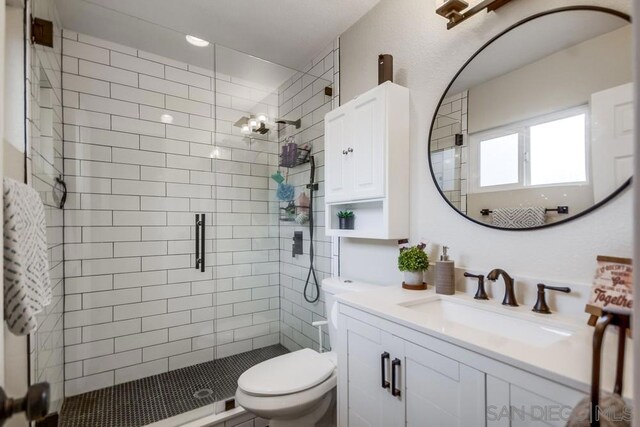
435,246,455,295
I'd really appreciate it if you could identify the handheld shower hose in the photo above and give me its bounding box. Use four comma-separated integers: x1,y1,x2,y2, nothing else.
303,156,320,303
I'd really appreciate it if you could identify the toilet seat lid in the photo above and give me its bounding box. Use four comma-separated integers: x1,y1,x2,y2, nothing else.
238,348,336,396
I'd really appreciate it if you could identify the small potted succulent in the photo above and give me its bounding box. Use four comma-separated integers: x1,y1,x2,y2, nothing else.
337,210,355,230
398,243,429,286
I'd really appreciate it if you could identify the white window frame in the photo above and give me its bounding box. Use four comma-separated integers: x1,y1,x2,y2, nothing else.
469,105,590,194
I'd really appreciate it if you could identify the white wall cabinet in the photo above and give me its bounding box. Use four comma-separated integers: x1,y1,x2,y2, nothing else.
324,82,409,239
338,305,587,427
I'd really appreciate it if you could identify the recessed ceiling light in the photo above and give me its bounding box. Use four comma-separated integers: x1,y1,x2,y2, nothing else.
186,35,210,47
160,114,174,124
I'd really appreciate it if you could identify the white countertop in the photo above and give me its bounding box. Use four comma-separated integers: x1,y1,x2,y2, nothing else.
334,280,633,399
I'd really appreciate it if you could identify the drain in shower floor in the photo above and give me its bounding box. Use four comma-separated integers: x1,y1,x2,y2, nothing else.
193,388,214,399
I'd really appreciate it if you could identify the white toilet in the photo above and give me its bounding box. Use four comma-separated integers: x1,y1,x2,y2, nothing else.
235,278,379,427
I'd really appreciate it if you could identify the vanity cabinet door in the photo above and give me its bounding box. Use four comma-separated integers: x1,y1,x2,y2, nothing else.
349,87,386,201
339,315,404,427
403,342,486,427
486,374,586,427
325,107,352,203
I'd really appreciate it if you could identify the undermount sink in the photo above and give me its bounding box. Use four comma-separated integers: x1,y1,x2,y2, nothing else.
399,298,575,348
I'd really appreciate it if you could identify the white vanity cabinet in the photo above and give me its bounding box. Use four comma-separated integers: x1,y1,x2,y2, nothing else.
338,304,587,427
338,315,485,427
324,81,409,239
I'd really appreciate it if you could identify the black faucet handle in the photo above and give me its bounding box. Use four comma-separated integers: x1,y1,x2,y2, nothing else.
532,283,571,314
464,272,488,300
538,283,571,293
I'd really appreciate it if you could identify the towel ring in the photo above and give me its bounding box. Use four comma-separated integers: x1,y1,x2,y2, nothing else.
53,176,67,209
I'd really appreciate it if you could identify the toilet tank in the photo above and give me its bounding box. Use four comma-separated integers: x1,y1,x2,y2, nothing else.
321,277,383,351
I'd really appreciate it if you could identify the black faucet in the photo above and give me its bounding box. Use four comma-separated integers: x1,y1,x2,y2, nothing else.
486,269,518,307
532,283,571,314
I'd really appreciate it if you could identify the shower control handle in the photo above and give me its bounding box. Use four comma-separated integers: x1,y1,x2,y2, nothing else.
347,147,353,153
342,150,348,155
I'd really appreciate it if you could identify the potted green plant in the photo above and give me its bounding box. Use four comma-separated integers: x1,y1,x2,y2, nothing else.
337,210,355,230
398,243,429,286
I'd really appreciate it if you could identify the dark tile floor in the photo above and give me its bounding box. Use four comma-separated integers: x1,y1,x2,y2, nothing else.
60,345,289,427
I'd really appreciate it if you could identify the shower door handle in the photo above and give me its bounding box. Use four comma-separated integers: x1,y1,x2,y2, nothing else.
195,214,205,272
199,214,205,272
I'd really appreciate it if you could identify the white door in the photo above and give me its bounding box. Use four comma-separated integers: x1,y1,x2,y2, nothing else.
403,342,485,427
339,316,403,427
325,108,351,203
590,83,634,202
0,0,6,388
350,88,386,201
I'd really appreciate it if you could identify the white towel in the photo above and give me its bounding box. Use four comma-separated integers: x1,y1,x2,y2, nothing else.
3,177,51,336
491,207,546,228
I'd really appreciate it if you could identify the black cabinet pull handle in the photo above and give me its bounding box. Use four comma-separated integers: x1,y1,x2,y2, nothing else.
391,358,401,397
200,214,205,272
381,352,390,389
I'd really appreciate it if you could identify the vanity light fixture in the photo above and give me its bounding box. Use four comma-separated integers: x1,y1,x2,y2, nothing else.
256,114,268,124
241,124,251,134
435,0,515,29
185,35,210,47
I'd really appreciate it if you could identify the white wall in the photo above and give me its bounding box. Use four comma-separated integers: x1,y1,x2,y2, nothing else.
468,25,632,133
338,0,632,291
3,4,23,154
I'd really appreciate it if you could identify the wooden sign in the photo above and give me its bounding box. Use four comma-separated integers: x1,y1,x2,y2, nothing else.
586,256,633,326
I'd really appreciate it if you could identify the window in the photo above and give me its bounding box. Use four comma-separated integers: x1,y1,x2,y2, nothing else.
470,107,588,192
479,133,519,187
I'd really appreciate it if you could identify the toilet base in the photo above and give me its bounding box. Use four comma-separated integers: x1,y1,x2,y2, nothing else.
268,389,335,427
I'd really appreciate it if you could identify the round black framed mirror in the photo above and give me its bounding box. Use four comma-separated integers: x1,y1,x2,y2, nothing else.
428,6,632,230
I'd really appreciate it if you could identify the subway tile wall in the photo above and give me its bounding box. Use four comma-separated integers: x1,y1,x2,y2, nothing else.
278,41,339,352
61,32,284,396
27,0,65,412
430,91,468,214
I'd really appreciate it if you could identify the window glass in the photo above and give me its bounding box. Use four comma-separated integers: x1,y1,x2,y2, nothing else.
529,114,587,185
479,133,519,187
